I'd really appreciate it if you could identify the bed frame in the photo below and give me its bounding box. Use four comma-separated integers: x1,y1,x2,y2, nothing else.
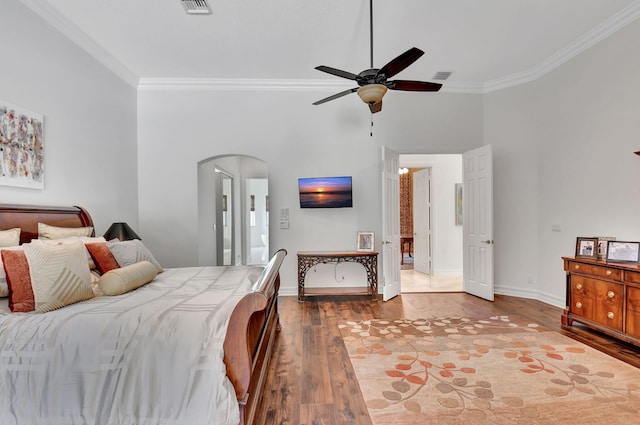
0,203,285,425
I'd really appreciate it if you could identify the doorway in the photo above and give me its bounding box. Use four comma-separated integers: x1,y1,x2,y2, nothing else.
398,154,463,293
197,155,269,267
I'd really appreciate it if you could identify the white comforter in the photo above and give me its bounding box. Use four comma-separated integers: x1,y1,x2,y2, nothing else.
0,265,265,425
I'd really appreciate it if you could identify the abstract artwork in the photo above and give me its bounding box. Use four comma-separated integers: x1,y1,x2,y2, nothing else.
0,101,44,189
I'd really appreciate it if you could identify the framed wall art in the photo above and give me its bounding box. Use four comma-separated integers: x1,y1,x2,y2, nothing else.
357,231,375,252
575,237,598,259
606,241,640,263
455,183,463,226
0,100,44,189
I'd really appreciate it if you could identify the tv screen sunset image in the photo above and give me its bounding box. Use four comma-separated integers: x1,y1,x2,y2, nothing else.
298,176,353,208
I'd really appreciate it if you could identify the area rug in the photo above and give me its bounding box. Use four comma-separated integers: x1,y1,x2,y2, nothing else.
339,316,640,425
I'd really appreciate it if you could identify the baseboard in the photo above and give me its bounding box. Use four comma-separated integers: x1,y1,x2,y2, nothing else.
495,285,565,309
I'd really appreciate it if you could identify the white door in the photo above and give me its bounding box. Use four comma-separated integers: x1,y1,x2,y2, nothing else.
381,146,401,301
462,145,494,301
413,168,432,274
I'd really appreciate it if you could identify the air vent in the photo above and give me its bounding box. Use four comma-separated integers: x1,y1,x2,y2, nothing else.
180,0,212,14
433,71,453,81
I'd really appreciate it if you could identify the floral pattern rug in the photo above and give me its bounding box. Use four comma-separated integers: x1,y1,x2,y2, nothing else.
338,316,640,425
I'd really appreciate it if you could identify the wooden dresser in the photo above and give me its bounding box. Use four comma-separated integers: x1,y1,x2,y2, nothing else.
562,257,640,347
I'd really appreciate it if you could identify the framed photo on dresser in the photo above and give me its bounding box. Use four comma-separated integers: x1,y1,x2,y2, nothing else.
575,237,598,259
606,241,640,263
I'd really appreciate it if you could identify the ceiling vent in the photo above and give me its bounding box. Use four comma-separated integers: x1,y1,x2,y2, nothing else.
433,71,453,81
180,0,212,14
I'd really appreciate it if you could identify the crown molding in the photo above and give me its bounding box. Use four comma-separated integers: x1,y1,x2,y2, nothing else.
483,0,640,93
137,78,354,91
19,0,139,87
22,0,640,94
137,77,487,94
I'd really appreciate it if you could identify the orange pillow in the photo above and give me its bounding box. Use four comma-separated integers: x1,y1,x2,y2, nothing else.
85,242,120,274
1,249,35,313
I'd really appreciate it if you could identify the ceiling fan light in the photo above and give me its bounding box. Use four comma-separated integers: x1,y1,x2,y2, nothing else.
357,84,387,104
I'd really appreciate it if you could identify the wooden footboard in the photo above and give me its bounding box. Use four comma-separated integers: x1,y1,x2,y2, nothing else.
223,249,287,425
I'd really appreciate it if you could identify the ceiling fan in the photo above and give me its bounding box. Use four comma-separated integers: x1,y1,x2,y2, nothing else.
312,0,442,113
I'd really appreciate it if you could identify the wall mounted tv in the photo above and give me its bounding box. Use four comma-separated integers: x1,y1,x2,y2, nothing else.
298,176,353,208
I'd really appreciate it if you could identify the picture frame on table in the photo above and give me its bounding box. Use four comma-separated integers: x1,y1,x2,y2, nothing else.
575,237,598,259
357,231,375,252
596,237,616,260
606,241,640,263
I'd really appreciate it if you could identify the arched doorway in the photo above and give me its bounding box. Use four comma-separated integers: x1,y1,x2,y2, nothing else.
197,155,269,266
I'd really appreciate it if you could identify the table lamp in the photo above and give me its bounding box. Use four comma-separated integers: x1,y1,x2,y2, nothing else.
103,222,140,241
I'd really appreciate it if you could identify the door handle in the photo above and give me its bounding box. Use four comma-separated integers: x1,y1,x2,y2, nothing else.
481,240,494,244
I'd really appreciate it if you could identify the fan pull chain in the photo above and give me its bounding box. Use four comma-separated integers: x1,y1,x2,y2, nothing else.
370,113,374,137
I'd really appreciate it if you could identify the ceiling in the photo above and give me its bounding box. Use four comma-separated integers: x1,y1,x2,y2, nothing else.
22,0,640,92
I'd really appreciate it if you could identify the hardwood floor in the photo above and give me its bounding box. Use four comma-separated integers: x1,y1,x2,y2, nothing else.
253,293,640,425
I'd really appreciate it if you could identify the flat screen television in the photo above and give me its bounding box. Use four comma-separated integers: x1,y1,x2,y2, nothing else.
298,176,353,208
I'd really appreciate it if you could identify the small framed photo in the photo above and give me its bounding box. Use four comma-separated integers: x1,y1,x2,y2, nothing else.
357,231,375,252
597,237,616,260
606,241,640,263
575,237,598,259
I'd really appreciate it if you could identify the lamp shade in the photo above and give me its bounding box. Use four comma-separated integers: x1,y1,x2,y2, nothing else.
103,222,140,241
357,84,388,104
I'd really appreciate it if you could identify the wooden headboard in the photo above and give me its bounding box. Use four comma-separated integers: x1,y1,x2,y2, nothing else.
0,204,95,245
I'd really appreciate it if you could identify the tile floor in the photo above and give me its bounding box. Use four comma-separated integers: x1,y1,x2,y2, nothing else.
401,269,463,293
400,253,463,293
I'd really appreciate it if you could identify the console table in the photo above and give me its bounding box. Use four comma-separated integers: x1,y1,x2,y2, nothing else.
297,251,378,301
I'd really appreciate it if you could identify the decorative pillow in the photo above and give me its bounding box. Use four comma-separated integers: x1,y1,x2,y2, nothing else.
0,246,25,298
23,240,94,313
98,261,158,296
0,228,20,247
32,236,106,270
37,223,93,240
106,239,163,272
85,242,121,274
90,270,104,297
1,249,35,312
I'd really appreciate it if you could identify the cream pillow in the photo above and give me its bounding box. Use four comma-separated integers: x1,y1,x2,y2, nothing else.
31,236,106,270
0,228,20,248
98,261,158,296
106,239,163,272
38,223,93,240
23,240,94,313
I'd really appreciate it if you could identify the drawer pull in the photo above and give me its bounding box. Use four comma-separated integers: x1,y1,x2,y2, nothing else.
606,270,612,276
574,264,580,270
607,291,615,299
608,312,615,319
576,302,582,309
576,283,582,290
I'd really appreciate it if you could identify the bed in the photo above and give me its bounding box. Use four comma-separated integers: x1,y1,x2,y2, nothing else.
0,203,285,425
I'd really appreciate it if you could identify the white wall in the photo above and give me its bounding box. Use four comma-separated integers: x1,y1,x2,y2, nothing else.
0,2,138,235
485,18,640,306
400,155,463,275
137,89,483,295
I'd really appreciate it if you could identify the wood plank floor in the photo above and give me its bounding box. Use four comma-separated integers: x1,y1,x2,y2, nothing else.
253,293,640,425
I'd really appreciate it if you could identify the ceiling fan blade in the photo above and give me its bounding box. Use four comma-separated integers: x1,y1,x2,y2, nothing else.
378,47,425,79
312,88,358,105
314,66,359,81
387,80,443,92
369,101,382,114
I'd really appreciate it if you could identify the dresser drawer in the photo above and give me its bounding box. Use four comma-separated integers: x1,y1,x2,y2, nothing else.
571,276,623,305
568,261,621,281
625,270,640,284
